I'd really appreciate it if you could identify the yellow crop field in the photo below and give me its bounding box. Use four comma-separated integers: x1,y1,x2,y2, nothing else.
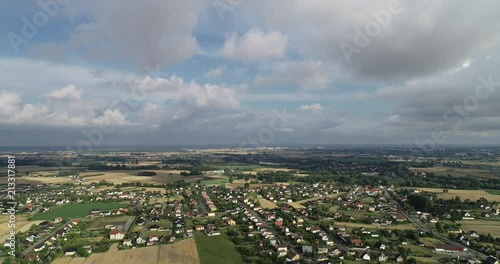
55,239,200,264
458,220,500,238
414,188,500,202
258,198,277,209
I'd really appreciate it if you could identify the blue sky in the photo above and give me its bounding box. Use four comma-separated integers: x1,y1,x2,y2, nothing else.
1,0,500,149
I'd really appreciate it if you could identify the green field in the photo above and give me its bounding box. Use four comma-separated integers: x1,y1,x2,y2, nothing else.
194,231,243,264
210,163,267,171
32,202,126,220
486,189,500,195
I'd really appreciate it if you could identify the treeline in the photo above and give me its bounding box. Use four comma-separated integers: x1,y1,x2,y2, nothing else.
404,191,491,218
180,170,204,176
86,163,161,170
399,173,493,189
138,171,157,176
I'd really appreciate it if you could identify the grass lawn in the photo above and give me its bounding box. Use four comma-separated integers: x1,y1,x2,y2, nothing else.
402,245,433,257
413,257,440,263
201,177,230,185
419,237,444,246
31,202,125,220
194,231,244,264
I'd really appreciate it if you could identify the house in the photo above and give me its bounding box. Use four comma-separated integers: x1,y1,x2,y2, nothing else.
379,253,388,262
462,212,475,220
286,251,300,262
33,244,45,252
24,254,40,262
329,248,342,257
149,224,160,231
195,225,205,231
362,252,370,261
379,244,386,250
123,239,133,247
468,231,480,238
64,248,77,256
448,228,463,234
277,243,288,257
136,237,146,244
226,218,236,226
351,239,363,247
318,247,328,254
54,217,63,223
83,245,92,254
302,245,313,253
204,224,220,236
109,230,125,240
396,256,404,263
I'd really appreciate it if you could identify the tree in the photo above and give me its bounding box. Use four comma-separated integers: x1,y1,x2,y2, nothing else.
407,258,417,264
435,222,444,233
450,209,462,222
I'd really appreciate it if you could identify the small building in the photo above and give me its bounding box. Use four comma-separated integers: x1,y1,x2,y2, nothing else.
64,248,77,256
109,230,125,240
227,218,236,226
287,251,300,262
24,254,40,262
434,244,465,253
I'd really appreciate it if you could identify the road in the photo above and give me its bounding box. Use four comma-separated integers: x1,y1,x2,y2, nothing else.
383,190,488,259
239,201,302,258
21,220,74,256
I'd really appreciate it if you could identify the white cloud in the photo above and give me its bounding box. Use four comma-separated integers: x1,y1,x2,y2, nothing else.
204,68,223,79
125,75,241,110
91,109,128,126
143,102,159,112
221,27,288,62
43,84,84,100
299,103,324,112
0,91,21,115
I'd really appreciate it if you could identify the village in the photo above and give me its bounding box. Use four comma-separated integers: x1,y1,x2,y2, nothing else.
2,177,500,264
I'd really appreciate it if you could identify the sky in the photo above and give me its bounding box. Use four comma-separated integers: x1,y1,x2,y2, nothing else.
0,0,499,150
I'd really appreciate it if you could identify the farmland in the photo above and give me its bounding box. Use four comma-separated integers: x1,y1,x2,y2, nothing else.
31,202,126,220
458,220,500,238
414,188,500,202
0,215,42,244
258,198,277,209
3,169,207,185
410,166,498,180
52,240,200,264
194,231,243,264
289,193,345,209
333,222,416,230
